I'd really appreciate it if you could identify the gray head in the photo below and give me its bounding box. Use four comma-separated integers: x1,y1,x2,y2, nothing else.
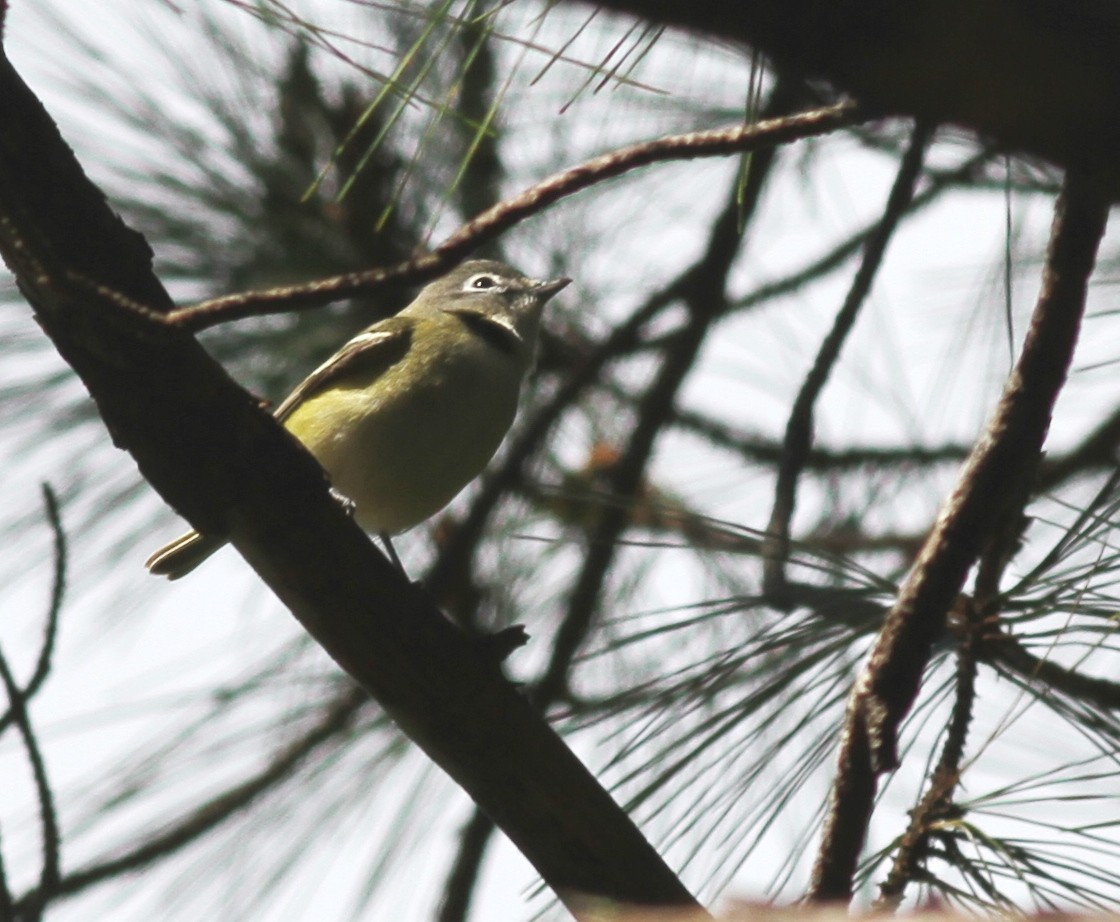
405,259,570,349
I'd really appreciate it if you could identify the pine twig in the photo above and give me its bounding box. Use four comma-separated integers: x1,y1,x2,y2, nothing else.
762,120,933,599
808,171,1111,902
166,101,864,331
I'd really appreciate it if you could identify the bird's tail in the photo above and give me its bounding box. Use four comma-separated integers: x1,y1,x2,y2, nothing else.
145,530,226,580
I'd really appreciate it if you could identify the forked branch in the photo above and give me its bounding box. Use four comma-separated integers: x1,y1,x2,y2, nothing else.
808,172,1111,902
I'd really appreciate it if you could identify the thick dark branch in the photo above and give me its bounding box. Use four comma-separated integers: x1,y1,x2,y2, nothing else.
0,46,699,916
808,172,1110,902
582,0,1120,192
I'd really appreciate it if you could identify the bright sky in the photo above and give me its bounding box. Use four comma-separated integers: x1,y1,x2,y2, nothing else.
3,2,1120,921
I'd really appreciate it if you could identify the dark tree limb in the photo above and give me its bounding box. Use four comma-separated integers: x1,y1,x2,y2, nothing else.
807,171,1110,902
580,0,1120,194
0,43,701,919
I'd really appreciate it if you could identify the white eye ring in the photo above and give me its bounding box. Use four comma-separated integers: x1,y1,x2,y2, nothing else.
465,273,500,291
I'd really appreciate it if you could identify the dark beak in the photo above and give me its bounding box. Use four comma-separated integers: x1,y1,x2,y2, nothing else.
531,276,572,300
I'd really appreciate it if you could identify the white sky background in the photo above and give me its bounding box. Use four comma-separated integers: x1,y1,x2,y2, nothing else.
3,1,1120,920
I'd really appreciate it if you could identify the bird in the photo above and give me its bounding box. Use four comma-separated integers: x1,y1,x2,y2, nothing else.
145,259,570,579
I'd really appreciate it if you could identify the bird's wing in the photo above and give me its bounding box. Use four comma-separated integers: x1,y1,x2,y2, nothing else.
273,317,413,423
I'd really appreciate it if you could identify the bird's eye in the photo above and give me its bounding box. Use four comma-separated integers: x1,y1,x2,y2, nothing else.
468,274,498,290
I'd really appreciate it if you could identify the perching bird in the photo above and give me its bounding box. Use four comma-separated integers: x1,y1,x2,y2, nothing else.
146,259,570,579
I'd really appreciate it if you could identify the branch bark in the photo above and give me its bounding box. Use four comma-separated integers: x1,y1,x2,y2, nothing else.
0,44,701,919
807,171,1110,902
581,0,1120,194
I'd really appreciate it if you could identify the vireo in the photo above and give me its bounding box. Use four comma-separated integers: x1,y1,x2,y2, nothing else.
146,259,570,579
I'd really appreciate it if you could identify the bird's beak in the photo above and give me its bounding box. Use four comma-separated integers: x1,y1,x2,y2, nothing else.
530,276,572,300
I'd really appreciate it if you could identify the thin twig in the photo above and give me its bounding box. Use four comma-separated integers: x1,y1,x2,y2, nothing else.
0,487,66,735
991,635,1120,711
436,809,498,922
808,171,1111,902
762,121,933,600
166,101,864,332
873,601,983,907
672,405,969,472
16,686,368,909
731,148,992,318
0,486,66,921
0,642,61,921
1037,402,1120,492
533,198,743,707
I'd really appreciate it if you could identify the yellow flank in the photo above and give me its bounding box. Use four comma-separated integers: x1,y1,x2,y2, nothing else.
281,311,521,535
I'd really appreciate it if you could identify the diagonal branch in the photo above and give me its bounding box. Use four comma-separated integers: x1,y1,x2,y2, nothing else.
762,120,932,600
0,41,702,919
808,171,1111,902
873,599,981,909
167,101,864,331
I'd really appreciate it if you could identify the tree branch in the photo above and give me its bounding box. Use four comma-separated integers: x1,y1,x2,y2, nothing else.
762,121,932,599
808,171,1110,902
0,41,701,918
166,101,863,331
579,0,1120,193
0,486,65,735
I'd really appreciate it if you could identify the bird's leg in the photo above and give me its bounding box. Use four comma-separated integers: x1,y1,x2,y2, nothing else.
379,532,406,574
329,487,357,518
328,488,406,574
